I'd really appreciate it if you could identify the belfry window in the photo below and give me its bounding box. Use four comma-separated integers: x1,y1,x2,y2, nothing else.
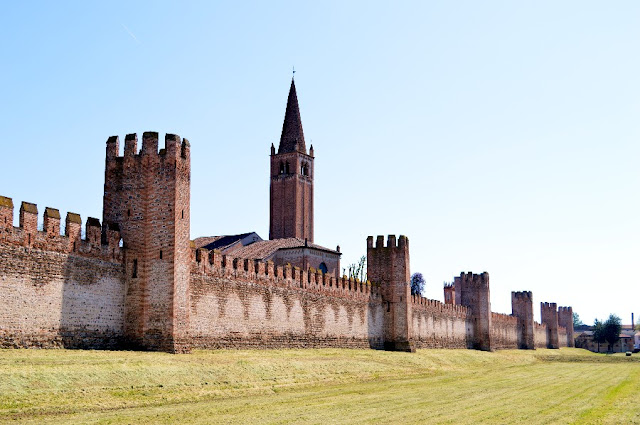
285,162,290,174
279,162,285,174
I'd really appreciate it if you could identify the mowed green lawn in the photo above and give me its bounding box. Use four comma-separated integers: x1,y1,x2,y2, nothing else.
0,347,638,424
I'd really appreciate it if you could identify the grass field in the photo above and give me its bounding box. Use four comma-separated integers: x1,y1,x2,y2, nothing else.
0,347,639,424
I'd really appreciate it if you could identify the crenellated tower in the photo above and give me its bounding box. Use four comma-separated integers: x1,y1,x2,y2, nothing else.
558,306,574,347
540,302,559,349
367,235,414,352
103,132,191,353
511,291,534,349
456,272,492,351
269,79,314,242
444,283,455,305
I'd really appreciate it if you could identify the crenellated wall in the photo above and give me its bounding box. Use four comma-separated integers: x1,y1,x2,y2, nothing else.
410,296,471,349
0,131,577,354
190,248,384,349
558,325,568,348
534,322,548,349
0,197,122,262
0,200,124,349
490,312,519,350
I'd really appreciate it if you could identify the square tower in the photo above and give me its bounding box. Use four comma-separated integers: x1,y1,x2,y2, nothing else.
103,132,191,353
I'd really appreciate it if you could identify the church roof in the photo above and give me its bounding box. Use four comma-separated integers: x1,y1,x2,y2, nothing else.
228,238,339,261
193,232,262,252
278,79,306,154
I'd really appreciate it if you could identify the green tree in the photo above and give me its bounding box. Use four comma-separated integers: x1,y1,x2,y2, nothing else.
592,319,605,353
573,312,584,328
410,273,425,296
603,314,622,352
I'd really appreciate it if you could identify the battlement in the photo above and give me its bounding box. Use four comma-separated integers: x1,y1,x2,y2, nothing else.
106,132,190,161
459,271,490,288
367,234,409,250
411,295,469,318
193,247,380,302
541,302,557,311
0,196,122,263
558,306,573,313
512,291,533,300
491,312,518,326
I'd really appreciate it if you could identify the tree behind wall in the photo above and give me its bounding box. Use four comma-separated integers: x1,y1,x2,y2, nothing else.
603,314,622,352
573,312,584,328
410,273,424,296
593,319,606,353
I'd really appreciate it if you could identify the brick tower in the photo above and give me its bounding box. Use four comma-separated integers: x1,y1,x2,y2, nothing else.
457,272,492,351
269,78,314,242
541,302,559,349
367,235,414,352
103,132,191,353
511,291,535,349
558,306,574,347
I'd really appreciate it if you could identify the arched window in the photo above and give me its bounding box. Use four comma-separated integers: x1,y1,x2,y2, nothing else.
279,162,285,174
318,262,328,274
285,161,290,174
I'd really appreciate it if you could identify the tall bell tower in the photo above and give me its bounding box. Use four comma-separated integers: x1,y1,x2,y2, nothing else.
269,79,314,242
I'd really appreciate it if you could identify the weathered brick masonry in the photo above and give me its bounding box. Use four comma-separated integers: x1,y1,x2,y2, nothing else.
0,197,123,349
0,81,575,353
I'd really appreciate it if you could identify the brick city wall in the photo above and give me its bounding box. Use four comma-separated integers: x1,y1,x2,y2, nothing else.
534,322,548,348
0,131,576,354
0,204,124,349
410,296,472,349
558,325,568,348
190,249,384,348
490,312,519,350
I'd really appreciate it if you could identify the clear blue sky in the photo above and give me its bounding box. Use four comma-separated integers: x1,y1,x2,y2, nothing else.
1,2,638,325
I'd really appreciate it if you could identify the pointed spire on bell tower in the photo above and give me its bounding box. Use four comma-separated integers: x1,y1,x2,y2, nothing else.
270,77,314,243
278,78,306,154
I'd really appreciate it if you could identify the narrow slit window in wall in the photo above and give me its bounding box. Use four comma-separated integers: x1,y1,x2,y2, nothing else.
132,259,138,278
159,250,163,259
